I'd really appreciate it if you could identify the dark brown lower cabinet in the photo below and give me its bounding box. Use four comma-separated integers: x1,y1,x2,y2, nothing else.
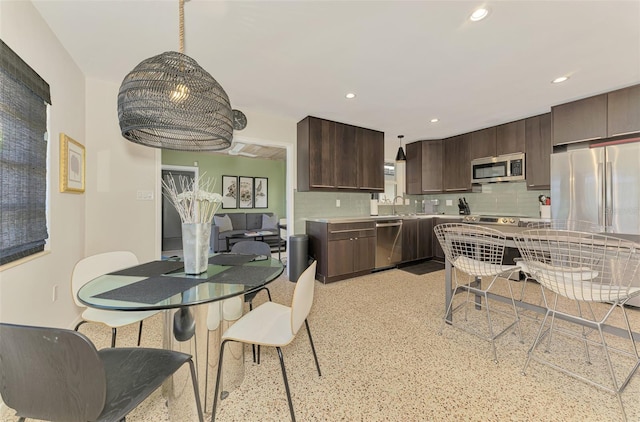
306,220,376,283
432,218,460,260
402,218,434,263
402,219,418,262
418,219,434,259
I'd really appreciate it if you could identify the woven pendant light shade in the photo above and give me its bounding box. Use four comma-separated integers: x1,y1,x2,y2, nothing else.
117,51,233,151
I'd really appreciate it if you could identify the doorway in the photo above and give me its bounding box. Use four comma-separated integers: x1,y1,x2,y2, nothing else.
161,166,198,253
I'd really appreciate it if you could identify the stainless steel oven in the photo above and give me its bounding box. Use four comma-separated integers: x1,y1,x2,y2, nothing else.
462,215,523,280
375,220,402,269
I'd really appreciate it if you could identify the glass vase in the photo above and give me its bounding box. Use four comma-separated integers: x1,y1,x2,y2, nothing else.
181,222,212,275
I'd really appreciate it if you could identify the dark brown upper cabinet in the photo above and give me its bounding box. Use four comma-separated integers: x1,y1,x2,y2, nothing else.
357,127,385,191
334,123,358,189
405,141,422,195
443,134,471,192
496,120,526,155
470,127,496,160
608,84,640,138
297,116,384,192
297,116,335,190
524,113,552,190
406,140,443,195
552,94,608,145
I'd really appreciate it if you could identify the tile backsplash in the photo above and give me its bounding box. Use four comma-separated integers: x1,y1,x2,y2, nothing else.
418,182,550,217
293,182,550,234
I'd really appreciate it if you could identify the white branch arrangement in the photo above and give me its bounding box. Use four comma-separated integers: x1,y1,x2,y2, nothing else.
162,173,223,224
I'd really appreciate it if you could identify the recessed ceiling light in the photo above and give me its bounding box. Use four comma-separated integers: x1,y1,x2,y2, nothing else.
345,93,356,99
552,76,569,84
470,8,489,21
430,118,439,123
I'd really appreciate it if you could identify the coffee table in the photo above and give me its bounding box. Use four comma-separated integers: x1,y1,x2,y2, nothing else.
225,230,279,251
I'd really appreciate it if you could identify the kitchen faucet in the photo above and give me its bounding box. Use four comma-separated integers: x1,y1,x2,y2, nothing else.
392,196,404,215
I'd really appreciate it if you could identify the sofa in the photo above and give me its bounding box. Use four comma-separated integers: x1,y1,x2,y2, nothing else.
210,212,280,252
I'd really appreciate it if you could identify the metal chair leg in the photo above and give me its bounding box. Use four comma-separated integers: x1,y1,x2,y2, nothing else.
137,320,143,346
74,320,88,331
211,339,229,422
187,358,205,422
111,327,117,348
276,346,296,422
305,319,321,376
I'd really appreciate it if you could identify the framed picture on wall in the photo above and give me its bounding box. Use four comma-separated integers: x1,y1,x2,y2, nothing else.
254,177,268,208
221,175,238,209
239,176,254,209
59,133,85,193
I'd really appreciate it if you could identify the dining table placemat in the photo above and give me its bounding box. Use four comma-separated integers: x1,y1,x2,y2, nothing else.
208,254,258,266
206,265,281,287
92,276,203,304
107,260,185,277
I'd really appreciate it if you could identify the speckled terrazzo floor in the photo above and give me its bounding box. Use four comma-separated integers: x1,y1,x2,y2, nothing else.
3,267,640,422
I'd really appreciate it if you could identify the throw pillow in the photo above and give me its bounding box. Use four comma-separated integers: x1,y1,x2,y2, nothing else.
214,215,233,232
261,214,278,230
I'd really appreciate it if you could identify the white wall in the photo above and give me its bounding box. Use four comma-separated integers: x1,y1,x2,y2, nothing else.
0,1,299,328
0,1,86,327
84,79,159,263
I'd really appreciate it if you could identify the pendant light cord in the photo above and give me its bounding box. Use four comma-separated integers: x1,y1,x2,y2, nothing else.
179,0,185,53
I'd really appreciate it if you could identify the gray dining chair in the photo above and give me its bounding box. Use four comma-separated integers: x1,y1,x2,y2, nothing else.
231,240,273,310
0,322,204,422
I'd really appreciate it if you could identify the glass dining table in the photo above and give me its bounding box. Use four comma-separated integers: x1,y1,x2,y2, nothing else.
77,254,285,420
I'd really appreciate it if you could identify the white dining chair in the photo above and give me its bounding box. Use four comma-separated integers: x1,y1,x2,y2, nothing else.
211,261,321,422
72,251,160,347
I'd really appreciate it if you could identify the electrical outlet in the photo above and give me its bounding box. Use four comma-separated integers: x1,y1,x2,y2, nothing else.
136,190,154,201
52,285,58,302
336,199,341,207
446,199,453,206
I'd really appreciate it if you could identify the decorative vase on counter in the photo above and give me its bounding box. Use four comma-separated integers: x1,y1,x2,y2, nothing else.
181,222,211,275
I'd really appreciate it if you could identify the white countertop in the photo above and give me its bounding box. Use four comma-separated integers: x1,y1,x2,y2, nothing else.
305,215,465,224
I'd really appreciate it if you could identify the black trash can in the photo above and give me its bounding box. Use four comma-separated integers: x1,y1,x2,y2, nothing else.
288,234,309,282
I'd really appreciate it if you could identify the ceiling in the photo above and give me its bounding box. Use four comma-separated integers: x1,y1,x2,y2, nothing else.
31,0,640,162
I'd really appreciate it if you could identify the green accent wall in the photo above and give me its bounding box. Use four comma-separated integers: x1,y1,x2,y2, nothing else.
162,151,286,218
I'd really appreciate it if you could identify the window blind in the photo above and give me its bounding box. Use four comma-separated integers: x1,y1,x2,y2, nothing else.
0,39,51,265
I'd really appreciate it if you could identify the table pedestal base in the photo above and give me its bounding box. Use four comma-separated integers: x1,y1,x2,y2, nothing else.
162,295,245,420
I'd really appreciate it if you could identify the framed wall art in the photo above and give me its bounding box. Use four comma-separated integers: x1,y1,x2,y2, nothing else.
239,176,254,209
254,177,268,208
221,175,238,209
59,133,85,193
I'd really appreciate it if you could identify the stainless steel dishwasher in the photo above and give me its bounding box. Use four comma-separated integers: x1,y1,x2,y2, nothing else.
375,220,403,269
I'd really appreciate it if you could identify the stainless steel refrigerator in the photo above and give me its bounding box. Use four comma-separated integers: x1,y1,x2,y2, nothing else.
551,142,640,305
551,142,640,234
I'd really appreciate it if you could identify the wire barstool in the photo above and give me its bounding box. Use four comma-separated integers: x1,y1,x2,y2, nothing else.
516,229,640,421
435,223,522,363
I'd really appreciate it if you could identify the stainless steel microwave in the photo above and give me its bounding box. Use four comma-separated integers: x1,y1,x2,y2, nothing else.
471,152,525,184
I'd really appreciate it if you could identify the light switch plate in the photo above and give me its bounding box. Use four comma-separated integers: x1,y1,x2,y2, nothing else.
446,199,453,206
336,199,341,207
